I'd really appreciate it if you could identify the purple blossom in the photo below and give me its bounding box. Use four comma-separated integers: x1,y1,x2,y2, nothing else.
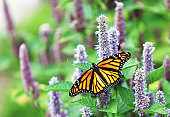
114,1,126,45
53,28,62,63
97,91,111,109
108,27,120,56
39,23,51,43
148,91,154,106
95,14,110,61
72,45,88,83
50,0,63,22
80,106,93,117
154,90,166,117
3,0,19,57
19,44,40,98
164,0,170,11
48,76,61,117
142,42,155,77
73,0,86,31
19,44,35,92
133,68,150,116
164,55,170,81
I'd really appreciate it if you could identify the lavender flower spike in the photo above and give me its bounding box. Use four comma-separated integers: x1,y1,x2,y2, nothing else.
154,90,166,117
72,45,88,83
114,1,126,45
108,27,120,56
142,42,155,77
19,44,35,92
80,106,93,117
95,14,110,61
97,91,111,109
39,23,51,43
164,55,170,81
133,68,150,116
50,0,63,22
73,0,86,31
48,76,61,117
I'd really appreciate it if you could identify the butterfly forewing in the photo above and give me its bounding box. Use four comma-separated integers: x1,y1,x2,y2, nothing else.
69,52,131,97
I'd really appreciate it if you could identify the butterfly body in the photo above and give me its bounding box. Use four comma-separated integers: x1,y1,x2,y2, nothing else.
69,52,131,97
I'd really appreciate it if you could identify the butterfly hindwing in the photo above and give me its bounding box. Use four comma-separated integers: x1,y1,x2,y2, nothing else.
69,52,131,97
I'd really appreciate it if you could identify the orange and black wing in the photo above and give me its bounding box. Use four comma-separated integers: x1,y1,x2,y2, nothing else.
69,69,109,97
97,52,131,87
69,52,131,97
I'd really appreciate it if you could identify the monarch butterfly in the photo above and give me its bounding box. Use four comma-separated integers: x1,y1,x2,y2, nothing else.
69,52,131,97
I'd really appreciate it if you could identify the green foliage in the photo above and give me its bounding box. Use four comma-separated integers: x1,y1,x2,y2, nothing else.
142,102,167,114
117,86,135,109
146,64,164,83
72,96,97,108
99,99,118,113
162,78,170,95
43,81,73,92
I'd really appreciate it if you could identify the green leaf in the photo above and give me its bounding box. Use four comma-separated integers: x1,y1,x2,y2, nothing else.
117,86,135,109
43,81,73,92
162,78,170,95
99,99,118,113
72,62,92,71
122,59,140,69
146,65,164,83
117,94,131,114
122,66,136,80
142,102,167,114
165,94,170,106
72,97,97,108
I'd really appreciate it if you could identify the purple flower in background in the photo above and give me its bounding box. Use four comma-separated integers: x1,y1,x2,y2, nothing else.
108,27,120,56
95,14,110,61
72,45,88,83
114,1,126,48
48,76,61,117
39,23,52,66
154,90,166,117
53,28,62,63
164,0,170,11
80,106,93,117
133,68,150,116
19,44,40,98
164,55,170,81
142,42,155,77
3,0,19,57
49,0,63,22
39,23,51,43
97,91,111,109
73,0,86,31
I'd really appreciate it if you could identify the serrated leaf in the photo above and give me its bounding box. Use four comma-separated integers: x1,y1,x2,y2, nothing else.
72,97,97,107
142,102,167,114
43,81,73,92
146,65,164,83
122,59,140,69
162,78,170,95
99,99,118,113
117,86,135,109
117,94,131,113
72,63,92,71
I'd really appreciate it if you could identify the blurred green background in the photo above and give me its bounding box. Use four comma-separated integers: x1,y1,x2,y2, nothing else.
0,0,169,116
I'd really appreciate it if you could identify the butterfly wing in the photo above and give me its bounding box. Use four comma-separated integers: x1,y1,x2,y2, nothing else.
97,52,131,87
69,69,108,97
69,52,131,97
